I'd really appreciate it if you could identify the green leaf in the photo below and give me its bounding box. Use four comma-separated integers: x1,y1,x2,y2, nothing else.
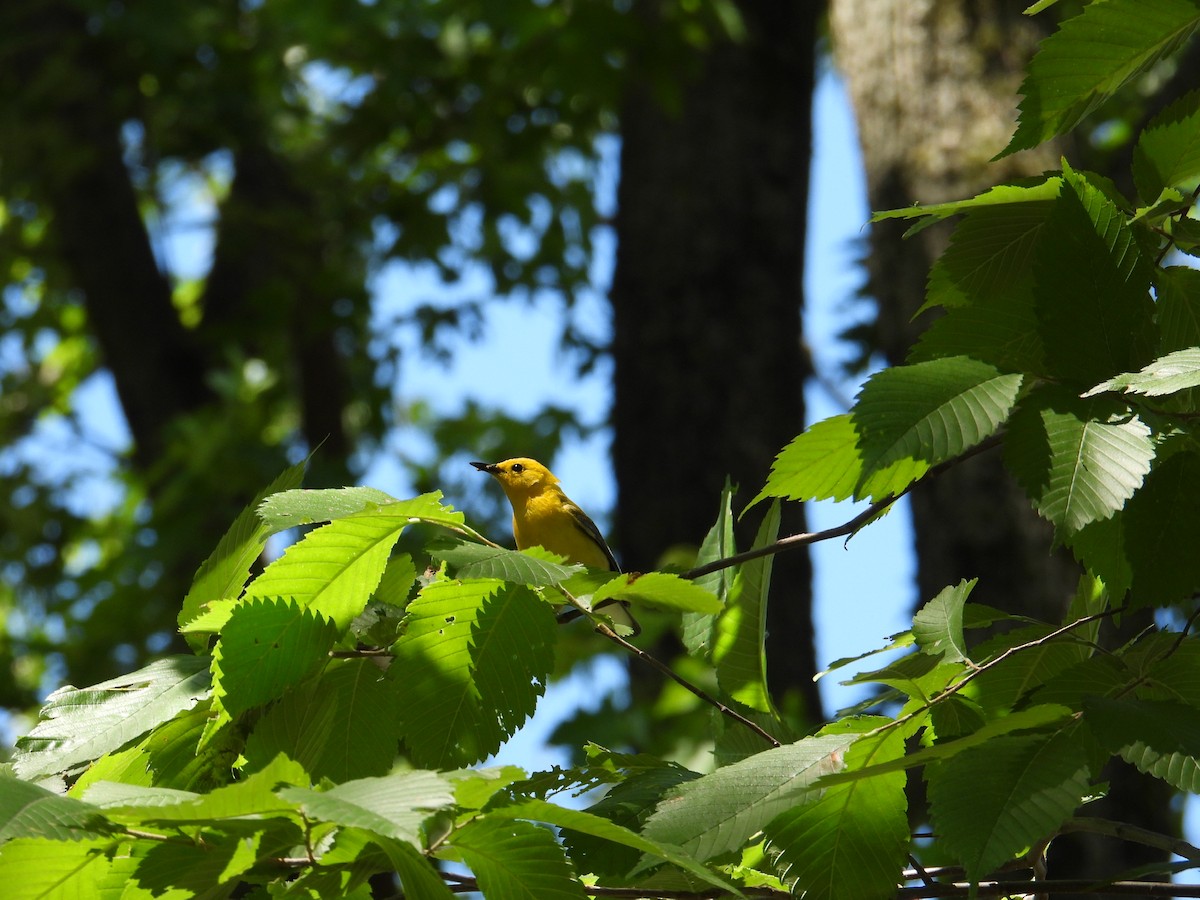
0,837,116,900
427,538,582,585
378,838,456,899
242,505,417,629
1065,512,1133,599
766,726,909,900
1004,385,1154,536
751,415,864,505
682,483,736,658
1033,166,1156,388
919,198,1057,315
927,730,1093,881
591,571,722,615
13,656,211,780
390,580,556,767
211,597,339,718
1158,266,1200,352
179,461,306,638
489,797,738,894
1133,89,1200,202
912,579,976,664
0,777,110,844
639,734,853,862
1085,348,1200,398
816,705,1075,787
853,357,1022,495
1002,0,1200,157
244,659,402,783
257,486,401,529
89,753,307,824
452,817,587,900
1124,450,1200,604
280,769,454,849
873,179,1063,234
712,502,779,715
1085,696,1200,792
972,625,1092,712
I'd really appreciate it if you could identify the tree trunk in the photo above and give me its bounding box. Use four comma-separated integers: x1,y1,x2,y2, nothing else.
830,0,1175,886
611,1,823,720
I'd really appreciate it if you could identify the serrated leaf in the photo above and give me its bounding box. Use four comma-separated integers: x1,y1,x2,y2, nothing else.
712,502,779,715
257,486,401,529
919,199,1056,315
639,734,853,863
0,777,110,844
427,537,581,585
1085,348,1200,398
591,571,722,615
242,506,417,629
1034,167,1157,388
390,581,556,767
972,625,1092,712
766,727,909,900
179,462,306,638
1002,0,1200,157
853,357,1022,496
1004,385,1154,535
912,579,976,664
1123,450,1200,605
452,817,587,900
491,797,738,894
280,769,453,848
873,179,1063,234
244,659,401,783
211,597,338,719
13,657,211,780
927,731,1093,881
751,415,863,505
1133,89,1200,202
682,483,736,658
1158,266,1200,352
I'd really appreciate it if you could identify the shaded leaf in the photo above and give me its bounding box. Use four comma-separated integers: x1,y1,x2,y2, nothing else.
1004,385,1153,535
927,731,1092,881
427,538,581,585
1003,0,1200,156
452,817,587,900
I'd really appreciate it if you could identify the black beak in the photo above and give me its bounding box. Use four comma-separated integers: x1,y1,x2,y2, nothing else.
470,461,497,474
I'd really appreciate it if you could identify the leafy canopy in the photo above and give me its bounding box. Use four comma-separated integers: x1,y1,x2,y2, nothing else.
7,1,1200,897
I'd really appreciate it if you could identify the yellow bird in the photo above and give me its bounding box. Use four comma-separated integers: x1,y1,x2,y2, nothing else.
471,457,639,635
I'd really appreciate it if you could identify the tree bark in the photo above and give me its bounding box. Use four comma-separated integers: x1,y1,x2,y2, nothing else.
830,0,1175,886
611,1,823,720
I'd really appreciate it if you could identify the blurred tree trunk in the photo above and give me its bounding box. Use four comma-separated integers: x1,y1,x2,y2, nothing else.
829,0,1175,886
611,2,823,721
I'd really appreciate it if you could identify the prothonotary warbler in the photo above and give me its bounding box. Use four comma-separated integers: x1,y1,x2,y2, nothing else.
470,457,639,636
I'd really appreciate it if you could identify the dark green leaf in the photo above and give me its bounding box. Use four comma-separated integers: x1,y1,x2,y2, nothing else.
427,538,581,585
1133,88,1200,202
1003,0,1200,156
1124,450,1200,605
927,731,1093,881
0,777,110,844
452,817,588,900
1086,696,1200,791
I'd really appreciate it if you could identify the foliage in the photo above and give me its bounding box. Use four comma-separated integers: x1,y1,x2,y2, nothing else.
5,1,1200,897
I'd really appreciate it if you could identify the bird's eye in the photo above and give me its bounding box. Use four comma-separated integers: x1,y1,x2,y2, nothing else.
511,463,524,473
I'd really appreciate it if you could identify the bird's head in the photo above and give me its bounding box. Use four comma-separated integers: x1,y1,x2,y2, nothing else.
470,457,558,497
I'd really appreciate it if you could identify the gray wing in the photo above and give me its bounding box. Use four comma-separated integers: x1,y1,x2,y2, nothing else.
565,502,620,572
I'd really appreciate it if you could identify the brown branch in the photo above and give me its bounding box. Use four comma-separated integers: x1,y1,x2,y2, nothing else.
681,435,1003,583
1061,816,1200,863
559,592,781,748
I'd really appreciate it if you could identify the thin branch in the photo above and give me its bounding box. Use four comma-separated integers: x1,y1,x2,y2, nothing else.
869,605,1124,738
681,435,1002,582
1061,817,1200,863
559,592,781,748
